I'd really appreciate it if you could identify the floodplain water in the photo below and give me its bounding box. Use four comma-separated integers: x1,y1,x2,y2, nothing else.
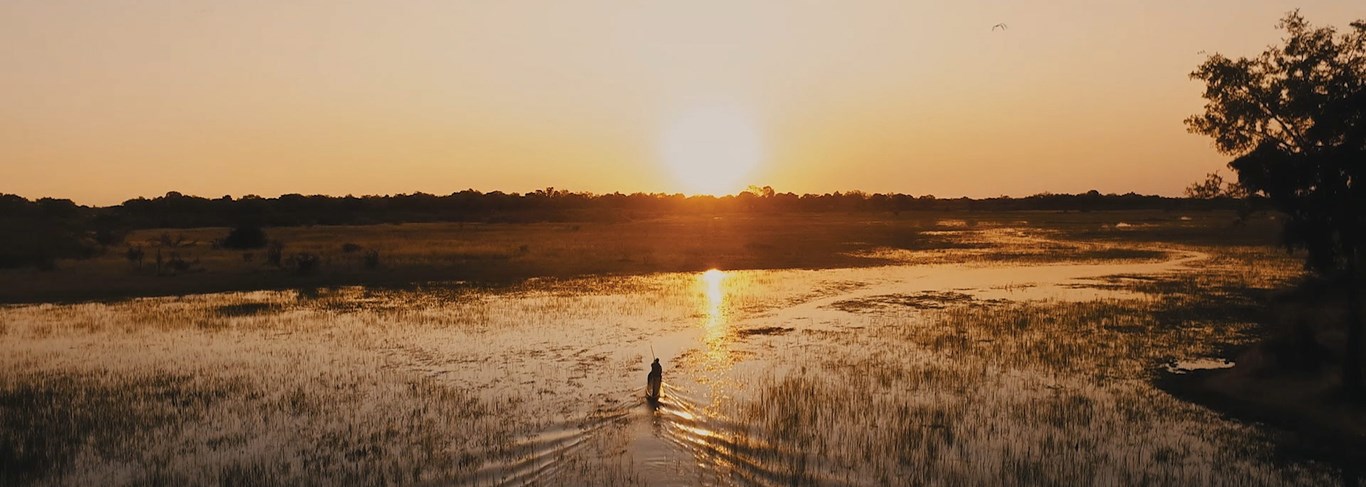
0,228,1350,485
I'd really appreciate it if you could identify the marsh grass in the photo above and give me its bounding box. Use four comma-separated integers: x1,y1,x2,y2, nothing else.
0,371,244,485
0,335,528,486
650,241,1335,485
0,219,1349,485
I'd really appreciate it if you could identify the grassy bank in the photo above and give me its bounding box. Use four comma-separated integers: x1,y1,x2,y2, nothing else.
1158,282,1366,464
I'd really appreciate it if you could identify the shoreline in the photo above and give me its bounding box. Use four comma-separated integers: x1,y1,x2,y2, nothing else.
1158,369,1366,466
1156,321,1366,467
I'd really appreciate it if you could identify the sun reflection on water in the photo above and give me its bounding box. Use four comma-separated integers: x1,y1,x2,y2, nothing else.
699,269,730,366
691,268,741,440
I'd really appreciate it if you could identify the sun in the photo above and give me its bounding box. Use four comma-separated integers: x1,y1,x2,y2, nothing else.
659,106,764,195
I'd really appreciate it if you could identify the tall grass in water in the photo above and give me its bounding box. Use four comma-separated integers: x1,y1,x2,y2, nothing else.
679,247,1332,486
0,231,1345,485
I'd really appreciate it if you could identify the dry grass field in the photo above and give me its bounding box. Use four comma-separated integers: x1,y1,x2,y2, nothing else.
0,210,1278,304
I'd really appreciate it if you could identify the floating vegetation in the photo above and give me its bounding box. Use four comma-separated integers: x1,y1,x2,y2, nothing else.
213,302,279,317
735,326,796,338
828,291,984,312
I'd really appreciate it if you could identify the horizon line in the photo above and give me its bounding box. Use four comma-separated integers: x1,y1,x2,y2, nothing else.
7,187,1208,209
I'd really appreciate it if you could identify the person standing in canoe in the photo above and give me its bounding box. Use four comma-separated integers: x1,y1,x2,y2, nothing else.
646,358,663,401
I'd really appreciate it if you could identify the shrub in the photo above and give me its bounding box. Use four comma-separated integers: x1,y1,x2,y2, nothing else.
125,246,145,268
163,252,199,275
221,224,268,249
158,232,192,248
265,241,285,267
289,253,321,275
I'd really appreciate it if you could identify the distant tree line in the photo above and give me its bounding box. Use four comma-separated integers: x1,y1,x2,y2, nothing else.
108,187,1250,228
0,195,111,269
0,188,1255,269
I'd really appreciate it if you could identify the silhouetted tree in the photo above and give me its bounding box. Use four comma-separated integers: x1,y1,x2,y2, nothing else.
1187,12,1366,394
0,195,99,269
1186,172,1225,199
1185,172,1251,200
745,185,776,198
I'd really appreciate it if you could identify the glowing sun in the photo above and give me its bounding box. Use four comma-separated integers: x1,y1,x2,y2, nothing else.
659,106,763,195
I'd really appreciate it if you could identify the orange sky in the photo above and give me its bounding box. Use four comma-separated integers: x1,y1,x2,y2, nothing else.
2,0,1363,205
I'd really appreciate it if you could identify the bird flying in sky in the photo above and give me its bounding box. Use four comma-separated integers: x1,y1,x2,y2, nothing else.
992,23,1008,31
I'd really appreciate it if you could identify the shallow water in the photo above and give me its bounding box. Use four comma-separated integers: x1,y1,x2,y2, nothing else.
0,241,1347,485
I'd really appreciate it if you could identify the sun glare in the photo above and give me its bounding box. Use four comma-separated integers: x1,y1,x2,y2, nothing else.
660,106,763,195
701,268,726,312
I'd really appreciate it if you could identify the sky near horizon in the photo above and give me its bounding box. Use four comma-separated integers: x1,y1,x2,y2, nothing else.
2,1,1363,205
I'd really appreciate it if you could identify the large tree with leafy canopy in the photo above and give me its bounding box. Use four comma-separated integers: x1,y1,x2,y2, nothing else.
1187,11,1366,394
